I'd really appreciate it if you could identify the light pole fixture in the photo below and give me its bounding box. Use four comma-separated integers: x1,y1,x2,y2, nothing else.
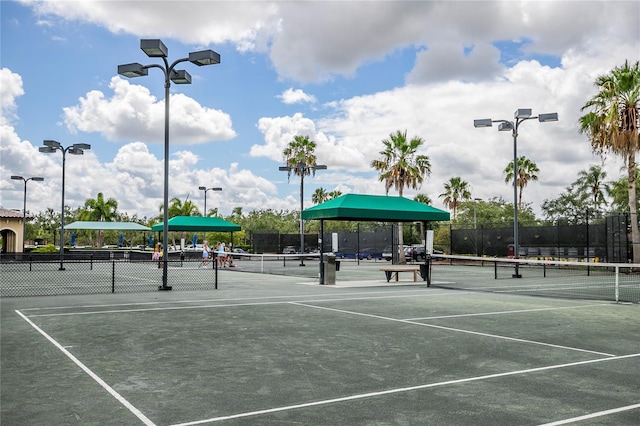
11,175,44,252
39,140,91,270
474,109,558,277
198,186,223,218
279,162,327,266
119,39,220,291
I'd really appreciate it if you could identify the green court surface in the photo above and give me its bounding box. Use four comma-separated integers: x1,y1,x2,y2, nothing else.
1,267,639,425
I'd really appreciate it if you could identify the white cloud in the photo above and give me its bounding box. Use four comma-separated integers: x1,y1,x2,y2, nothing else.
0,68,24,125
278,88,317,105
62,77,236,144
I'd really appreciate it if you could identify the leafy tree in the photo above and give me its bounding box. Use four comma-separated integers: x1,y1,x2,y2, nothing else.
413,193,432,205
439,177,471,220
541,165,610,224
312,188,329,204
81,192,118,247
504,156,539,209
282,135,323,252
580,60,640,263
575,164,609,214
282,135,320,181
328,190,342,200
541,184,590,224
608,167,640,212
161,197,200,247
371,129,431,263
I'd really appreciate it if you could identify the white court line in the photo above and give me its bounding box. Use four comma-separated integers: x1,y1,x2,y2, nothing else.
538,402,640,425
170,353,640,426
291,302,616,357
22,291,460,318
14,310,156,426
18,288,439,311
404,303,609,321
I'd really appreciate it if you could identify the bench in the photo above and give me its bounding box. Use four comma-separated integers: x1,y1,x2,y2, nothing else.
379,265,421,283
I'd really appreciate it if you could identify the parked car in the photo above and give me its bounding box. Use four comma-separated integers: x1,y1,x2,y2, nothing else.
335,247,357,259
383,245,411,261
357,248,383,260
231,247,248,259
282,246,298,254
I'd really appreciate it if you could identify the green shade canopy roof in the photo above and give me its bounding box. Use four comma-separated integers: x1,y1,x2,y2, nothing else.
151,216,241,232
65,221,151,231
301,194,450,222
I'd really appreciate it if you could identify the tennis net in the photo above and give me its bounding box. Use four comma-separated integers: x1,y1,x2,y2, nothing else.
432,254,640,303
219,252,322,279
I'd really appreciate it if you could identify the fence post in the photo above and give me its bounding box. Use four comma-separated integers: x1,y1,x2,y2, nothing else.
214,252,218,289
111,260,115,293
29,254,32,272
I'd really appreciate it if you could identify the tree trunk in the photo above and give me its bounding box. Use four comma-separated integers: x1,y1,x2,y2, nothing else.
627,151,640,263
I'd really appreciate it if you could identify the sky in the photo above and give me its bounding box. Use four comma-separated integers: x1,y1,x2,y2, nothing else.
1,0,639,222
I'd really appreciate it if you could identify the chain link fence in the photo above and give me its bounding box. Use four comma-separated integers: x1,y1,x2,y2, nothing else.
0,250,218,297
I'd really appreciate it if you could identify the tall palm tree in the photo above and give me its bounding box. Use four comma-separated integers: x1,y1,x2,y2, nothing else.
161,197,200,247
413,193,432,205
575,164,609,214
312,187,329,204
580,60,640,263
82,192,118,247
439,177,471,220
504,156,539,209
371,129,431,263
283,135,322,257
328,190,342,200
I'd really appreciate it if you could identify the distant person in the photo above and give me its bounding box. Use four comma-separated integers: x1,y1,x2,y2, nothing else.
202,241,210,268
217,242,226,267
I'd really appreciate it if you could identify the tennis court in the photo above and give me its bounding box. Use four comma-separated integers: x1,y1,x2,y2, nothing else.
2,263,638,425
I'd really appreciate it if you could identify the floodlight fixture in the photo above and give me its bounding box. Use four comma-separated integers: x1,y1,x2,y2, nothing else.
74,143,91,150
473,119,493,128
170,69,192,84
39,146,56,153
538,112,559,122
515,109,532,119
118,63,148,78
43,139,61,148
141,39,168,58
189,50,221,66
498,122,514,132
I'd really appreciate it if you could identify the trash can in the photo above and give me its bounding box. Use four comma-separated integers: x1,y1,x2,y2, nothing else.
419,255,431,286
324,254,337,285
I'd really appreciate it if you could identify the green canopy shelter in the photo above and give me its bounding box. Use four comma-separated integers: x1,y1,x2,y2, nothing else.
150,216,241,232
302,193,450,222
301,194,450,284
66,221,151,231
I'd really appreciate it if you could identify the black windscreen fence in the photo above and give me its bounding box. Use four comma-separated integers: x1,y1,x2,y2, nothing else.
451,213,630,262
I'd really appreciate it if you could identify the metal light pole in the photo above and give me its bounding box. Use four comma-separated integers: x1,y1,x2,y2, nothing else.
474,109,558,277
10,175,44,252
39,140,91,270
119,39,220,291
279,162,327,266
473,197,482,257
199,186,222,242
